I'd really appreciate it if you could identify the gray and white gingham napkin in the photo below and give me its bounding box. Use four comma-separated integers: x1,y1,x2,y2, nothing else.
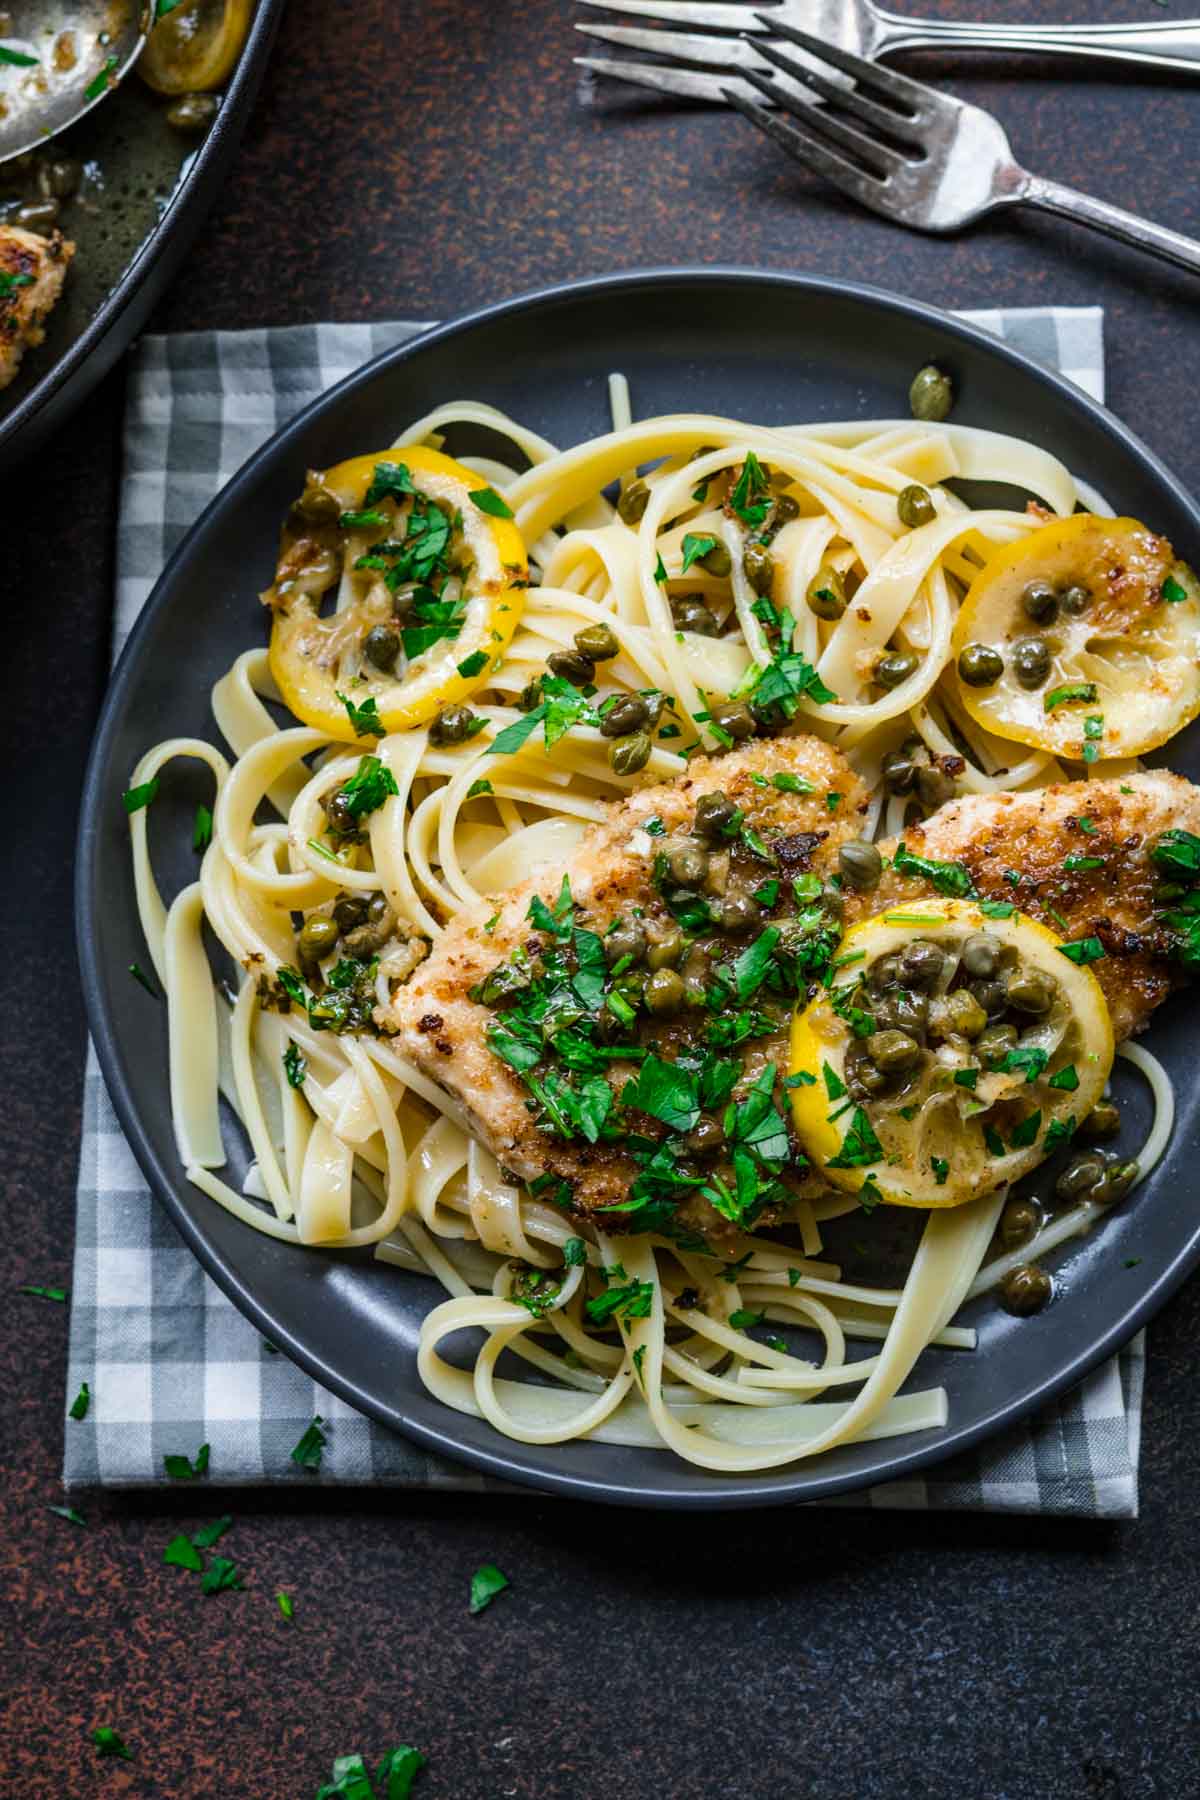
66,305,1147,1515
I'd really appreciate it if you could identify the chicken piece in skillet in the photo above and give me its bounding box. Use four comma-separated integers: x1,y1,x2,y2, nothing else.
0,225,74,390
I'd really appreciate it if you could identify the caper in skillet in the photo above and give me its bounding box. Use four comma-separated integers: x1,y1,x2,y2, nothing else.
1006,967,1057,1015
1078,1098,1121,1141
875,651,918,690
547,648,595,685
363,624,400,673
1013,636,1052,690
999,1197,1040,1249
719,891,763,934
916,764,956,810
14,198,60,229
1098,1158,1139,1205
881,737,924,795
666,842,709,888
166,91,221,132
807,564,846,621
935,989,988,1040
957,643,1004,688
1061,583,1091,616
600,694,650,738
684,1114,724,1154
605,920,646,966
644,968,686,1016
977,1022,1019,1064
298,916,339,961
671,594,721,636
430,704,478,745
575,622,619,662
617,478,650,525
1055,1151,1107,1203
866,1028,922,1074
694,792,738,840
1021,579,1058,623
333,893,369,932
646,928,685,971
773,493,800,525
900,941,945,990
961,932,1002,978
1000,1264,1053,1317
897,484,936,529
698,539,733,577
838,840,883,892
709,699,756,741
609,731,652,776
743,542,775,596
909,364,954,423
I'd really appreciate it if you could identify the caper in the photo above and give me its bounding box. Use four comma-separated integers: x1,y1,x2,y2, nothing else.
518,676,544,712
682,975,709,1007
323,789,356,837
38,156,83,200
897,484,936,529
909,364,954,423
818,882,844,925
608,972,645,1017
298,916,339,960
743,542,775,596
881,737,924,795
666,842,709,888
866,1028,922,1074
718,891,763,934
368,893,389,925
646,928,685,971
599,694,650,738
165,91,221,132
390,587,417,622
977,1022,1018,1064
605,920,646,966
609,732,652,777
900,941,945,990
1021,579,1058,623
363,624,400,673
937,989,988,1039
971,977,1010,1018
870,953,903,992
698,540,732,577
1006,968,1057,1015
838,840,883,892
292,474,341,525
773,493,800,525
846,1050,892,1098
1061,583,1091,616
1055,1151,1107,1204
14,198,60,229
694,792,738,840
644,968,685,1016
343,895,396,957
1013,636,1052,690
430,704,478,745
547,648,595,685
684,1115,724,1155
874,987,929,1037
475,962,531,1008
1078,1099,1121,1142
875,651,919,691
916,765,956,810
709,700,756,742
999,1198,1040,1249
957,643,1004,688
333,894,369,931
807,564,846,621
1000,1264,1053,1317
961,933,1002,978
575,623,620,662
1098,1158,1139,1206
671,595,721,637
617,478,650,525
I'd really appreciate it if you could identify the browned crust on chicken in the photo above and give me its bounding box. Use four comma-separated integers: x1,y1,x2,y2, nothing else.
0,226,74,390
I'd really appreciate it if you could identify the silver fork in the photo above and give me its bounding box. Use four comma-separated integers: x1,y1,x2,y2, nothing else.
576,0,1200,108
721,19,1200,278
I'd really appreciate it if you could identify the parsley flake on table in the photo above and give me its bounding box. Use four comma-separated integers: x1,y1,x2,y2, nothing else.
200,1555,244,1595
92,1727,132,1760
191,1514,233,1549
164,1533,205,1573
163,1442,210,1480
20,1283,67,1302
316,1755,376,1800
291,1415,328,1470
48,1504,86,1526
277,1589,294,1621
68,1382,90,1421
469,1562,510,1614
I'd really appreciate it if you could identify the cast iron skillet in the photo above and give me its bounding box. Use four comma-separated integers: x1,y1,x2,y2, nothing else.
0,0,285,471
76,270,1200,1508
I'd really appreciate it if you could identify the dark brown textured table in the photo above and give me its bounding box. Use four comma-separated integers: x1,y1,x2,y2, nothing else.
5,3,1200,1796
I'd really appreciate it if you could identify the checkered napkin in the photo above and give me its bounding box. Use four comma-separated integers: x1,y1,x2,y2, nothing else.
65,305,1147,1515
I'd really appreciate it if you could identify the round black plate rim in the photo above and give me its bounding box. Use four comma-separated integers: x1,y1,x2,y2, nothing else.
76,267,1200,1509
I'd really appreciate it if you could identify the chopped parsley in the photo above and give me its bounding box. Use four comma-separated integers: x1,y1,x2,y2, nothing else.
469,486,514,519
337,692,386,738
1162,573,1189,604
291,1416,327,1470
654,552,668,584
1063,855,1105,873
83,54,119,101
732,927,780,1000
931,1157,949,1186
163,1443,210,1480
122,777,159,814
771,771,816,795
825,792,841,813
586,1278,655,1324
469,1563,510,1613
164,1534,204,1573
193,804,213,851
69,1382,90,1421
826,1105,884,1170
0,269,35,293
1045,1115,1077,1154
729,1308,764,1330
1082,714,1104,764
953,1068,979,1090
998,1046,1048,1083
1048,1064,1080,1091
562,1237,587,1267
92,1728,132,1761
363,461,417,505
892,841,975,898
337,754,399,819
466,778,494,799
456,649,488,678
1045,682,1098,712
0,46,38,66
680,532,718,573
822,1061,847,1101
748,647,836,720
1009,1110,1043,1149
1076,815,1098,835
277,1590,294,1621
488,674,596,757
1150,828,1200,878
191,1515,233,1549
984,1124,1007,1157
283,1043,307,1089
979,900,1016,919
1059,937,1105,965
20,1284,66,1302
199,1555,244,1596
48,1504,86,1526
729,452,772,527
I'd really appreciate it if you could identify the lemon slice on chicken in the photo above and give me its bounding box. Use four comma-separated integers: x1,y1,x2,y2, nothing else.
951,514,1200,762
790,899,1113,1209
139,0,254,94
264,445,527,744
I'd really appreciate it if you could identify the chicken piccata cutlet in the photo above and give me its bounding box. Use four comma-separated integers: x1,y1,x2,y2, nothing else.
390,743,1200,1240
0,225,74,390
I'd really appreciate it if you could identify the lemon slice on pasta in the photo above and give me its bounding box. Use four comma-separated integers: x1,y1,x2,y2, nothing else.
139,0,253,94
789,899,1113,1209
266,445,527,745
950,514,1200,762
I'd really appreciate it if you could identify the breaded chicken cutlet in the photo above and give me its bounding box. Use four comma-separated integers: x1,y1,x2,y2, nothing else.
0,225,74,390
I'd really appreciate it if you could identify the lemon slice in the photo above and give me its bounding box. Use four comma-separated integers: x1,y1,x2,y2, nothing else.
139,0,253,94
789,899,1113,1209
951,514,1200,762
265,445,527,744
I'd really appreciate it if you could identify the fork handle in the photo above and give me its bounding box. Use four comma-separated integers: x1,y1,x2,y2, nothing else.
1021,174,1200,278
879,15,1200,74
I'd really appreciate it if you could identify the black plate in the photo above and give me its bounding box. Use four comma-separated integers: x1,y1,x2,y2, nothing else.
0,0,286,470
77,270,1200,1508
